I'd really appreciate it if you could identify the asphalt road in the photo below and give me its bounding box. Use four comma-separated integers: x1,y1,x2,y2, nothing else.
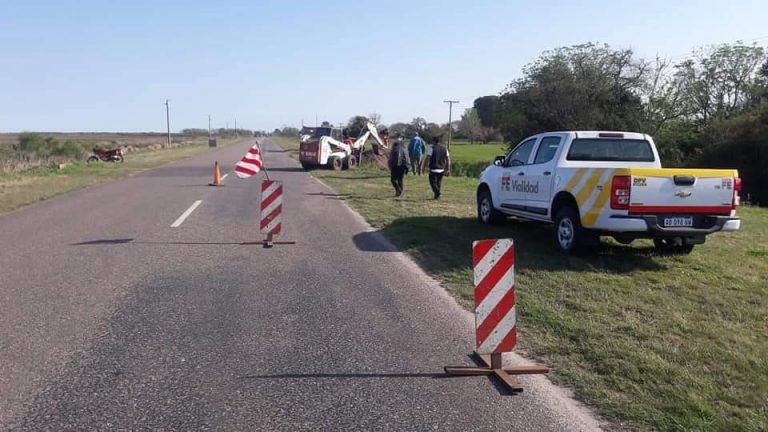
0,139,602,431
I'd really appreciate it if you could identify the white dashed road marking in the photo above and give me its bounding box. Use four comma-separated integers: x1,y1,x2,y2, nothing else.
171,200,202,227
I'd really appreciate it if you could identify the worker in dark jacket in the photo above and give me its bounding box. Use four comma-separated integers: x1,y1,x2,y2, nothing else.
426,136,451,199
388,135,411,197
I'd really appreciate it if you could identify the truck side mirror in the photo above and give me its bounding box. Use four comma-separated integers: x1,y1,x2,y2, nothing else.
494,155,505,166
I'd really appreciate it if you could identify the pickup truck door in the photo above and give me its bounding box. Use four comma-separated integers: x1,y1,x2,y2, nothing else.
525,135,563,217
499,138,538,211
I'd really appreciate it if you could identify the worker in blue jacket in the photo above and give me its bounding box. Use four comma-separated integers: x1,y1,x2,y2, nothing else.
408,132,427,176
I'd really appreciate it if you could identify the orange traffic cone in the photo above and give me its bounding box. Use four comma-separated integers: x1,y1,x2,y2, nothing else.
209,161,224,186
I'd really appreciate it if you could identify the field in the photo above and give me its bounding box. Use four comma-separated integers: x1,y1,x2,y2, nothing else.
0,134,242,215
0,132,194,147
447,139,507,162
444,139,507,177
275,136,768,431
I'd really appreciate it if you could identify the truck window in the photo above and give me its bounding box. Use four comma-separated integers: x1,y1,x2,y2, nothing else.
505,139,536,166
533,136,562,164
566,139,654,162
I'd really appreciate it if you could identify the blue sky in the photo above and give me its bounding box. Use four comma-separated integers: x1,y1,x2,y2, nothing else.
1,0,766,132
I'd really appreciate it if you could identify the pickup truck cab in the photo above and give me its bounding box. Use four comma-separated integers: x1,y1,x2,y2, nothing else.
477,131,742,254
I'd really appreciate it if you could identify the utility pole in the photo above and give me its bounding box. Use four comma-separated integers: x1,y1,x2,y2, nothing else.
208,114,211,138
443,100,459,149
165,99,171,146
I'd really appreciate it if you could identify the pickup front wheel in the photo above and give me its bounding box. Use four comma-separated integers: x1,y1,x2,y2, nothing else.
477,188,504,225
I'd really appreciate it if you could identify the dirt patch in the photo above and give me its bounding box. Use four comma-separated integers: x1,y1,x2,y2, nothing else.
360,147,389,170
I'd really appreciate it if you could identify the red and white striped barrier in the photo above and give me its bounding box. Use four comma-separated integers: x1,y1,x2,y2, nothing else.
444,238,547,391
260,180,282,236
473,239,516,354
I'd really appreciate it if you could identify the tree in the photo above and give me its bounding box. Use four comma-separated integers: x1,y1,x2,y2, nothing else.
368,113,382,126
320,121,331,127
496,43,648,145
408,117,427,134
473,96,500,128
18,132,45,151
639,57,695,134
421,122,444,143
388,122,409,137
279,126,299,136
458,108,483,142
346,115,369,137
180,128,209,135
696,103,768,204
673,42,765,123
480,127,503,143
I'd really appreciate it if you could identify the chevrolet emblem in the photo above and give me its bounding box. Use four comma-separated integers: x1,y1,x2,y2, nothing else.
675,190,693,198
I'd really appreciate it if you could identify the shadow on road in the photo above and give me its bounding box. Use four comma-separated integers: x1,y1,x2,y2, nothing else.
265,167,306,173
71,239,297,246
239,372,447,379
72,238,135,245
352,231,396,252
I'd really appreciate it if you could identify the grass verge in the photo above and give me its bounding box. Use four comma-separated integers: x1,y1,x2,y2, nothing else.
275,137,768,432
0,138,242,215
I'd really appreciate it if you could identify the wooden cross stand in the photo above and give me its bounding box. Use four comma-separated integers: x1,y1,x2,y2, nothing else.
444,239,549,392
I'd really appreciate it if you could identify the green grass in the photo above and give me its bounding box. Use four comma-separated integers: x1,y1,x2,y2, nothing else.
275,135,768,431
0,138,242,215
448,139,507,163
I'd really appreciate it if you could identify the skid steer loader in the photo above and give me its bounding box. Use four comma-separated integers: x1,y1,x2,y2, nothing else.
298,122,386,170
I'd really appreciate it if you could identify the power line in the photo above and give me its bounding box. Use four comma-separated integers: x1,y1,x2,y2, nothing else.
164,99,171,147
443,100,459,150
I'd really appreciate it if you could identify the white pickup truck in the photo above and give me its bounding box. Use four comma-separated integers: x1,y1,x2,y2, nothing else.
477,131,742,254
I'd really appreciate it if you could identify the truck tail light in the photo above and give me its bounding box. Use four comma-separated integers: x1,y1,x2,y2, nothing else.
733,177,742,208
611,175,631,210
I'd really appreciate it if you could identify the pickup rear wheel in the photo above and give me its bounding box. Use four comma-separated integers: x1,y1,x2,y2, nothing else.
653,238,695,255
554,206,589,254
477,188,504,225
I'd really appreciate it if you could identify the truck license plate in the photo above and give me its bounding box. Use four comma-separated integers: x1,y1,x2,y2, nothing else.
664,216,693,227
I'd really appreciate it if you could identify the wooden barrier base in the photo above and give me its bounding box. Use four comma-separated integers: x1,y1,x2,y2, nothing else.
239,238,296,248
444,352,550,393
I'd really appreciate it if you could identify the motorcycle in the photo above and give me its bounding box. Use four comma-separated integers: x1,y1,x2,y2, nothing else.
87,147,124,163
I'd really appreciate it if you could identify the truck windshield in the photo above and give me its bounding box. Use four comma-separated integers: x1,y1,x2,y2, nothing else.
567,138,654,162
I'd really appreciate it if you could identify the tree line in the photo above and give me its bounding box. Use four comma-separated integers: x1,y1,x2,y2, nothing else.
283,41,767,204
472,41,768,205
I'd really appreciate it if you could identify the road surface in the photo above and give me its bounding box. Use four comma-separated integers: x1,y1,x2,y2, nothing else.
0,139,602,431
